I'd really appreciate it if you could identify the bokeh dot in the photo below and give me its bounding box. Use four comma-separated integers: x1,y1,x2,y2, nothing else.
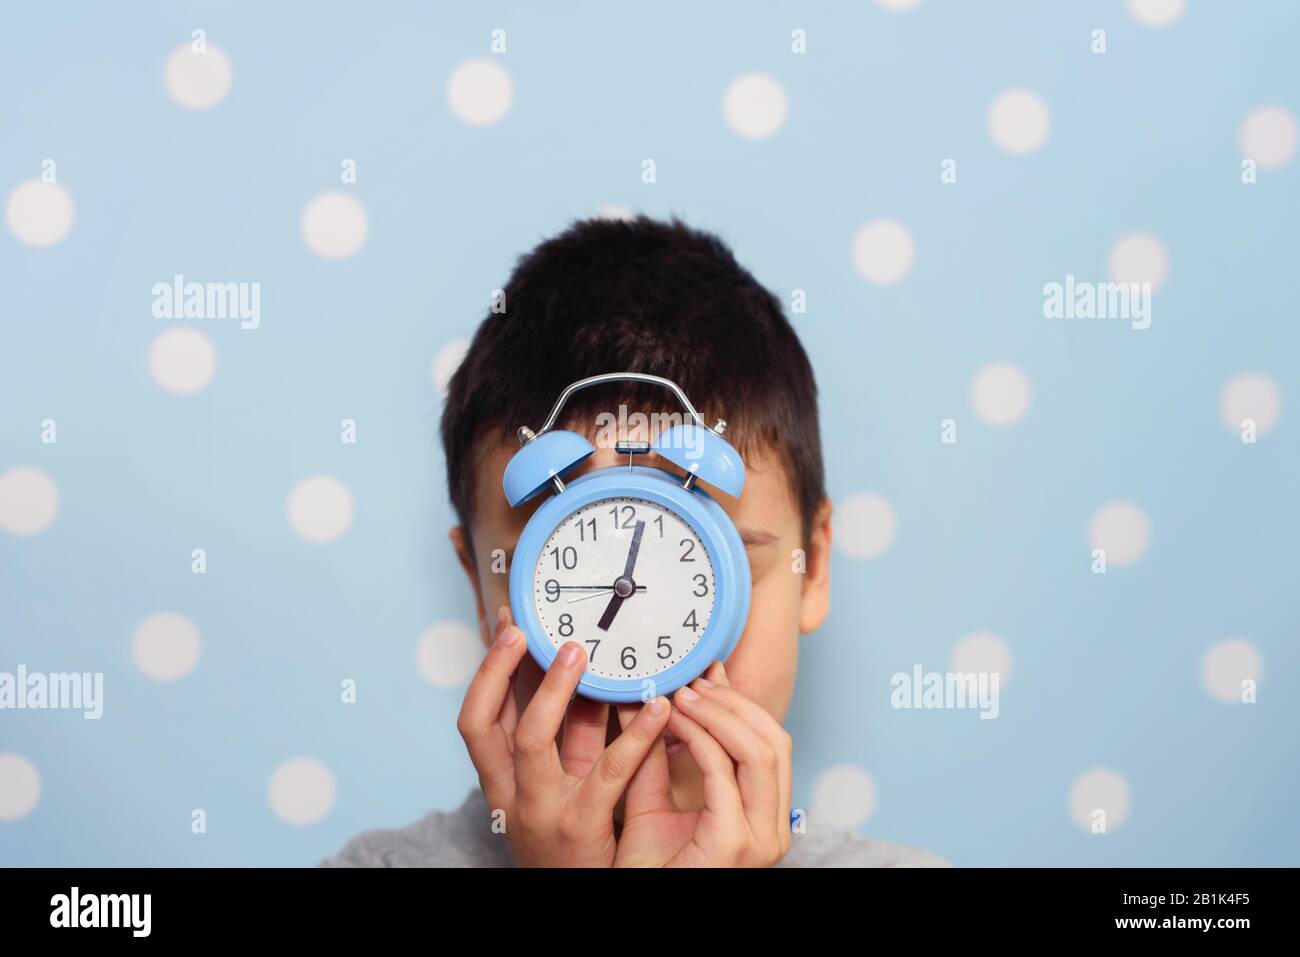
132,612,202,681
970,362,1031,427
851,219,915,285
1088,500,1150,567
149,327,216,394
811,764,877,830
1068,767,1132,832
722,73,788,140
287,475,354,544
0,467,59,536
1239,106,1297,168
416,621,482,688
594,204,636,222
1108,232,1169,290
833,493,897,560
0,754,41,822
164,43,233,110
268,757,336,825
447,59,513,126
950,631,1013,687
432,339,470,394
1201,638,1263,704
1219,372,1281,435
987,88,1051,155
5,180,75,247
301,191,368,260
1125,0,1186,28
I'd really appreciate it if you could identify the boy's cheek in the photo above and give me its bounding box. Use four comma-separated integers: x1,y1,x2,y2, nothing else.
725,579,801,721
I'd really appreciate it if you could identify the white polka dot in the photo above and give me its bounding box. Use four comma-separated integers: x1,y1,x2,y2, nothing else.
594,205,636,222
950,631,1013,687
0,754,41,822
1239,106,1297,169
1125,0,1186,28
132,613,201,681
811,764,877,830
1108,232,1169,290
851,219,914,285
447,59,513,127
300,191,368,261
833,493,896,560
149,327,216,395
432,339,470,394
416,621,482,688
987,88,1051,156
1201,638,1262,704
268,757,336,825
163,43,232,110
970,362,1031,427
723,73,788,140
0,467,59,536
1068,767,1132,832
1088,500,1150,567
5,180,75,248
875,0,923,9
286,475,354,544
1219,372,1282,435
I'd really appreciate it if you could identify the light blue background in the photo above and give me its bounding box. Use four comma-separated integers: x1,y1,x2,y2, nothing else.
2,0,1296,866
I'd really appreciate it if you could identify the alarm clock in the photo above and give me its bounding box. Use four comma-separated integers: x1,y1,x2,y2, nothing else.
503,372,751,703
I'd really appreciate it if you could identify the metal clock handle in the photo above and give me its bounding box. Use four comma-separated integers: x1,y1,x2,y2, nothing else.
518,372,727,445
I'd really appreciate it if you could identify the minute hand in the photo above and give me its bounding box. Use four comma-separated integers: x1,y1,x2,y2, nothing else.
597,520,645,632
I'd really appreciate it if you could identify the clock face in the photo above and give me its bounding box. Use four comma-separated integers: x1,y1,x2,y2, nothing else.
532,496,716,681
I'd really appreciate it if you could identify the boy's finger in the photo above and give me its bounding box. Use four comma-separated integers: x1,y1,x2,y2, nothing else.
512,641,587,793
673,684,778,842
456,620,530,798
665,706,744,823
693,678,793,851
559,696,609,778
616,703,674,816
579,697,672,813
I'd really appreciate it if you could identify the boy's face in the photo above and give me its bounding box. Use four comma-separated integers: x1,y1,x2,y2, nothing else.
450,425,832,808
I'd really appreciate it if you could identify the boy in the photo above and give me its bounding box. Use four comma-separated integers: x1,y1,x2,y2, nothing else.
325,217,946,867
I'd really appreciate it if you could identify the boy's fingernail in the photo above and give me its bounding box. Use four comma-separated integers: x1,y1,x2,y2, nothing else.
558,643,581,666
696,677,715,689
494,605,510,637
645,696,667,716
498,625,520,647
677,685,700,701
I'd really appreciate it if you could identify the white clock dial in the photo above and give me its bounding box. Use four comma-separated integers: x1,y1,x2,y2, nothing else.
532,496,716,681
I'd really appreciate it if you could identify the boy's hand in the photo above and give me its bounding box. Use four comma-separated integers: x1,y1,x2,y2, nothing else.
613,661,793,868
456,606,672,867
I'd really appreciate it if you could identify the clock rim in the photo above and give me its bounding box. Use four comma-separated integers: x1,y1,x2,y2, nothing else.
508,464,751,703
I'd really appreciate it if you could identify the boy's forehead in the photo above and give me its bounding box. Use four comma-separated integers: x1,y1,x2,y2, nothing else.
466,428,795,549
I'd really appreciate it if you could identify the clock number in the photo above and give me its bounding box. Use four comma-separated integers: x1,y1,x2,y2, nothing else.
609,504,637,530
576,516,597,542
656,636,673,660
621,646,637,671
558,614,574,638
550,546,578,571
683,610,699,632
544,579,560,602
679,538,696,562
692,574,709,597
584,639,601,663
653,514,664,537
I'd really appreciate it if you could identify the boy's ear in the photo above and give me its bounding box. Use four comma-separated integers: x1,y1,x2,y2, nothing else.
449,526,488,637
798,499,833,634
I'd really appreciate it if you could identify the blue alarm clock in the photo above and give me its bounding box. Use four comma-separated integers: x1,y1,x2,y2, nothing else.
503,372,751,703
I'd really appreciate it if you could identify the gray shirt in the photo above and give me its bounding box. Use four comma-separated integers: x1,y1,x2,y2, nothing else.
322,788,949,868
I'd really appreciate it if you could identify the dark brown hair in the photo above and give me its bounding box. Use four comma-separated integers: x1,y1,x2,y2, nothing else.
440,216,825,541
